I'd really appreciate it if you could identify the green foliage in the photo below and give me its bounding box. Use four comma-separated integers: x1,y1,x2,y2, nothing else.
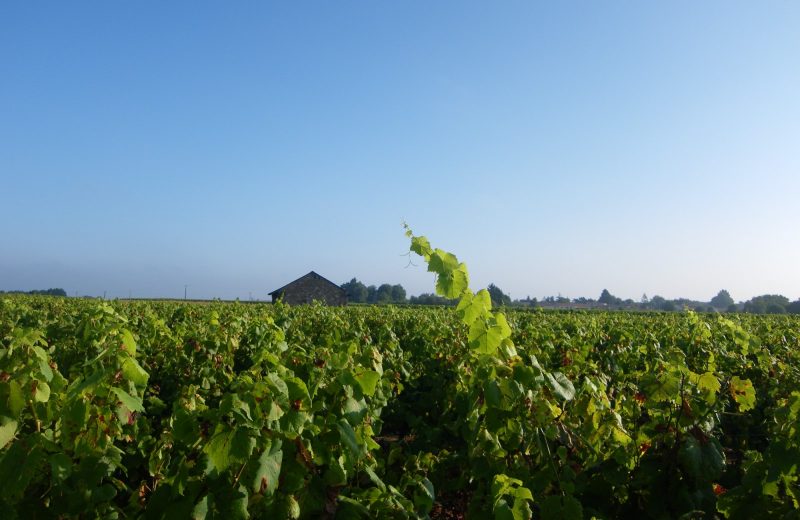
744,294,790,314
341,278,368,303
487,284,511,307
598,289,622,305
1,231,799,518
729,376,756,411
342,278,407,304
710,289,735,309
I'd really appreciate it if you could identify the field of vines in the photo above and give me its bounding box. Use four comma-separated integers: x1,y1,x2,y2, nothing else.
1,232,799,519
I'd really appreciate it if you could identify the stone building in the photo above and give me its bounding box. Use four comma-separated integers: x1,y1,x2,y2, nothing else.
268,271,347,306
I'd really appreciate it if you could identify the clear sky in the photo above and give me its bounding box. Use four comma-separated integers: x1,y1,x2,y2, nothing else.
1,2,798,302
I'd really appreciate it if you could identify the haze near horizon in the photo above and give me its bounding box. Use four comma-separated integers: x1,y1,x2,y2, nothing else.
1,2,798,302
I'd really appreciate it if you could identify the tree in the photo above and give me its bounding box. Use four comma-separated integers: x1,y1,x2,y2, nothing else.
710,290,734,309
598,289,622,305
743,295,789,314
787,300,800,314
342,279,406,304
0,288,67,297
341,278,368,303
390,284,406,302
766,303,786,314
409,293,456,306
487,284,511,306
375,284,394,303
366,285,378,303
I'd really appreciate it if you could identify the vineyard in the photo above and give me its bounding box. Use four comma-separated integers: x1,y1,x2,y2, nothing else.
1,232,799,519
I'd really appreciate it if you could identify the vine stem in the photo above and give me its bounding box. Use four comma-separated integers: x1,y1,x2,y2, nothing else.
233,461,247,486
538,427,564,496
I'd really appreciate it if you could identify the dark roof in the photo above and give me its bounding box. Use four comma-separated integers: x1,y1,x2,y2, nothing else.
268,271,344,296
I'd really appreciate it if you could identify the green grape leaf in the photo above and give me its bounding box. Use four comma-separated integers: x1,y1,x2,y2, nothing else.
413,477,435,513
355,370,381,397
511,501,533,520
37,359,53,382
193,495,209,520
436,267,469,299
493,313,512,340
337,419,364,459
287,496,301,519
729,376,756,411
0,417,18,450
678,436,725,484
540,495,581,520
49,369,68,393
427,249,469,298
252,440,282,495
545,371,576,401
457,290,492,325
122,357,149,386
410,236,432,259
364,464,386,491
344,397,367,424
428,248,460,273
640,372,681,402
204,427,236,473
469,313,511,355
494,500,515,520
121,329,137,357
49,453,72,483
485,379,503,408
32,345,48,361
33,381,51,403
66,398,89,428
172,407,199,445
492,474,533,520
469,319,493,354
697,372,720,404
7,381,25,416
221,393,253,422
281,410,309,434
222,486,250,520
110,387,144,412
560,496,582,520
0,439,44,500
230,428,256,464
285,377,310,402
267,373,289,399
697,372,720,393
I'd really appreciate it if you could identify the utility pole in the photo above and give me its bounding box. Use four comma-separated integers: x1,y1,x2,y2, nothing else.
184,285,188,300
103,291,106,300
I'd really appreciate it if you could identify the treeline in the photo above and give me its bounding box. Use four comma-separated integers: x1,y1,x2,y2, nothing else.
741,294,800,314
341,279,513,306
341,279,800,314
340,279,406,304
0,288,67,297
519,289,800,314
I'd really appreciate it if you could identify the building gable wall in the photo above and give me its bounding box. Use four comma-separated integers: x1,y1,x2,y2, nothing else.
271,273,346,306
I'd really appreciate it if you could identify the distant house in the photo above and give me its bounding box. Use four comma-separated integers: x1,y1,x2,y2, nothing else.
268,271,347,306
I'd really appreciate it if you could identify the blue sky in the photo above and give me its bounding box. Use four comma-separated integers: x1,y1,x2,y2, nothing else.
1,2,798,302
